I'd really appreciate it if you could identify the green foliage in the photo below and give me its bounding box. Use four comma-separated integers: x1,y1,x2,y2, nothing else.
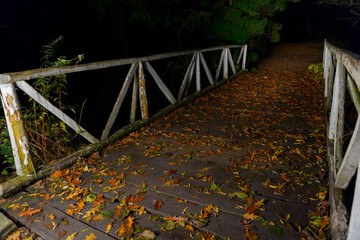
308,63,324,80
0,118,14,175
23,36,83,163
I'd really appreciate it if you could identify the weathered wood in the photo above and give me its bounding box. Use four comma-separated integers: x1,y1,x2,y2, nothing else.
16,81,98,144
323,42,330,98
242,45,248,70
0,70,244,199
236,47,244,65
348,74,360,113
196,52,201,92
130,73,138,123
223,48,229,79
199,52,214,85
101,63,138,140
336,115,360,189
328,141,348,240
0,45,245,85
184,58,196,97
144,61,176,104
178,53,196,101
227,48,236,74
138,62,149,119
324,47,335,109
215,49,225,82
347,158,360,240
0,83,35,176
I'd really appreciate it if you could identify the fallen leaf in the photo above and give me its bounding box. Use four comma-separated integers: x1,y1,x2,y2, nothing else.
85,232,97,240
57,230,67,239
154,200,163,210
243,212,259,220
105,223,112,234
138,230,156,239
65,232,78,240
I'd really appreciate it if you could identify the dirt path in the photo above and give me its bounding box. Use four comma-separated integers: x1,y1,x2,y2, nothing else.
1,43,328,240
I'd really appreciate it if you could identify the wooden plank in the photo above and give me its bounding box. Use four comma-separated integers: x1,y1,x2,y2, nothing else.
130,73,138,123
223,47,228,79
3,192,115,240
324,47,335,109
196,52,201,92
215,49,225,82
323,42,330,97
348,74,360,113
227,48,236,74
16,81,99,144
144,62,176,104
0,45,245,85
242,45,248,70
199,52,214,85
347,158,360,240
336,115,360,189
101,63,138,140
138,62,149,119
0,83,35,176
178,53,196,101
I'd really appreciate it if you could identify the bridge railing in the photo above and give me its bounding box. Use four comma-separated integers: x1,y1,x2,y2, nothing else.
324,40,360,239
0,44,247,177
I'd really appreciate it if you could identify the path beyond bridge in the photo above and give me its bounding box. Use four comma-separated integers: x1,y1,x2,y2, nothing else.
1,43,327,239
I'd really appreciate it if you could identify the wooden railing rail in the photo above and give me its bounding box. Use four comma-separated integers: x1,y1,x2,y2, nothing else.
323,39,360,240
0,44,247,177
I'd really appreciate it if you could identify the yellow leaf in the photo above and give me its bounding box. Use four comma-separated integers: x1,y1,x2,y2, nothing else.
85,232,97,240
116,223,126,236
243,212,259,220
65,232,78,240
105,223,112,234
49,214,56,220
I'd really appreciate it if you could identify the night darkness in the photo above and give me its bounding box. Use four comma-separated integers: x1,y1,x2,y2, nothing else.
1,0,359,74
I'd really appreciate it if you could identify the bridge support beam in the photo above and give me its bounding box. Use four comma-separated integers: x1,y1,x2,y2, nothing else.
0,83,35,176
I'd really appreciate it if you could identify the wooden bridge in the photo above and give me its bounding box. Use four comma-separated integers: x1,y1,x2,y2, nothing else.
0,41,358,239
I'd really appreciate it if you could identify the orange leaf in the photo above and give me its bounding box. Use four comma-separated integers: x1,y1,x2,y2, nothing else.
154,201,163,210
50,170,63,178
92,213,104,221
116,223,126,236
185,225,194,231
243,212,259,220
280,174,290,183
108,179,117,186
77,201,85,211
19,208,42,217
127,216,135,229
158,177,167,182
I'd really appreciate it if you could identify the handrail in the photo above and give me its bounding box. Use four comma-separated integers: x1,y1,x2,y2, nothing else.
0,44,248,177
323,39,360,239
0,45,245,85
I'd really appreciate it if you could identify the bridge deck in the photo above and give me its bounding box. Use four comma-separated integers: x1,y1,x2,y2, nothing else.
1,43,327,239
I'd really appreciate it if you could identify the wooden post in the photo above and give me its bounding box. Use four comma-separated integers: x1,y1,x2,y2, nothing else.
199,52,214,85
236,47,244,65
325,48,335,110
196,52,201,92
242,45,247,70
184,58,195,97
329,55,346,170
223,48,228,79
348,74,360,113
0,83,35,176
130,73,138,123
138,62,149,119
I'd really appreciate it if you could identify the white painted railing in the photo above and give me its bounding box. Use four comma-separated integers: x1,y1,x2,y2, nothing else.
323,40,360,240
0,44,247,176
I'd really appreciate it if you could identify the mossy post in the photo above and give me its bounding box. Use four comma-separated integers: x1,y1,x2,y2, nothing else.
0,83,36,176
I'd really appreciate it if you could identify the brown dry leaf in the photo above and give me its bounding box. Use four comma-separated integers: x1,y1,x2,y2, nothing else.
57,230,67,239
243,212,259,220
85,232,97,240
245,232,260,240
92,214,104,221
154,200,163,210
164,178,184,186
164,169,177,175
65,232,78,240
127,195,145,203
